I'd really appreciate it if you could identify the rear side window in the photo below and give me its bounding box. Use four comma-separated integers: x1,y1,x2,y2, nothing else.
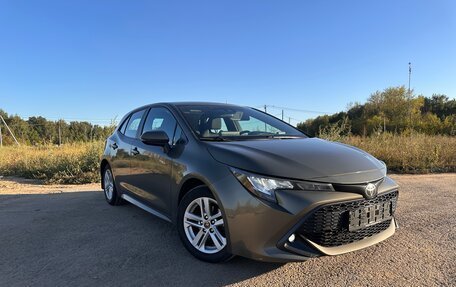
143,107,177,143
124,110,145,138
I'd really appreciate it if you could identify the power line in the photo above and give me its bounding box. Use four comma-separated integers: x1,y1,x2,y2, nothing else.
266,105,330,115
273,112,283,118
13,115,115,122
253,104,320,124
288,116,302,123
8,122,111,127
254,104,329,115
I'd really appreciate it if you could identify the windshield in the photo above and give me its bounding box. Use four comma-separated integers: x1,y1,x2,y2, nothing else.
177,105,306,141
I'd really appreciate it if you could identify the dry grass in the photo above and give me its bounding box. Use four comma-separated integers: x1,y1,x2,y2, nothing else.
0,134,454,184
0,142,103,184
340,134,456,173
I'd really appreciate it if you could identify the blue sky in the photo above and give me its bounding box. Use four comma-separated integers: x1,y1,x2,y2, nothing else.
1,0,455,125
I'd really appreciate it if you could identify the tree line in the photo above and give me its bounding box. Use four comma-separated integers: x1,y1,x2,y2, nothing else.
1,86,454,145
0,110,116,145
297,86,456,137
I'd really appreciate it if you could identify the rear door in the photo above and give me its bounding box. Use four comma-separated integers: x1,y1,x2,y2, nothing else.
108,115,131,189
128,107,177,217
114,109,146,195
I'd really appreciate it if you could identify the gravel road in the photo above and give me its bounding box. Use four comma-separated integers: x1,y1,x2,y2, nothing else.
0,174,455,287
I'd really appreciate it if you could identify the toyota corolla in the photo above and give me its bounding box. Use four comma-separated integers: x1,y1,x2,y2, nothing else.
100,102,399,263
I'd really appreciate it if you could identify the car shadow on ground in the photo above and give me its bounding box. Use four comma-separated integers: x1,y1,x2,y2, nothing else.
0,191,283,287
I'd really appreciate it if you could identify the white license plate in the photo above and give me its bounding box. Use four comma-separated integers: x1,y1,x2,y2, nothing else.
348,201,392,231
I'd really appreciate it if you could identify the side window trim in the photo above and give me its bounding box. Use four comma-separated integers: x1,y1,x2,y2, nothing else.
137,107,151,139
172,123,188,145
119,115,130,135
134,108,148,139
140,107,153,135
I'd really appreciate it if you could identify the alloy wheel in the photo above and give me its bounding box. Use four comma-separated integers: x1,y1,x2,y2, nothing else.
183,197,226,254
104,169,114,201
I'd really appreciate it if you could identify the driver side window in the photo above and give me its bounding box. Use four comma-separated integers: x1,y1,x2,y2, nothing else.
143,107,177,144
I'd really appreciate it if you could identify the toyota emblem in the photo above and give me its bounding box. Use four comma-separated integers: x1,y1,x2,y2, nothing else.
365,183,377,199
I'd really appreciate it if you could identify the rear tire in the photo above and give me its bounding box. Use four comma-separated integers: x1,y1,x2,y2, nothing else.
177,186,233,263
102,165,124,206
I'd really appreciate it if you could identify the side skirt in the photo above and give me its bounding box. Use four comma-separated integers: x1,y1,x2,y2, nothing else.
121,194,172,223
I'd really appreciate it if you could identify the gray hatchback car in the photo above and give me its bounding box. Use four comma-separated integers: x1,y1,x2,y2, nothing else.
100,102,399,263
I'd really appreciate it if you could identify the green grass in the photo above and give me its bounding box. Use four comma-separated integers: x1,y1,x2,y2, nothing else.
0,134,454,184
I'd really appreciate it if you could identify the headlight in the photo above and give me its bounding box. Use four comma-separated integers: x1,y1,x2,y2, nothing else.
231,168,334,202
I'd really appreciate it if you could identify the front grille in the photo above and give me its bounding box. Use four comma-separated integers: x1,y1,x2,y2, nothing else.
298,190,398,247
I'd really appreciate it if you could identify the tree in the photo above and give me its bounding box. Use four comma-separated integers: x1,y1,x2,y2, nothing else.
298,86,455,136
0,108,117,145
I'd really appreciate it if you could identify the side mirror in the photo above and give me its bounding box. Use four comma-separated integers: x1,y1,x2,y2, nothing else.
140,130,169,146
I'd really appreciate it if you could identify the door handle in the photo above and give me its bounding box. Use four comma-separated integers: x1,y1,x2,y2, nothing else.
111,142,118,150
132,147,140,155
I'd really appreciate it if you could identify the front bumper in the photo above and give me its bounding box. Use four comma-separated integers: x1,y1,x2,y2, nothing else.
300,218,397,256
278,189,398,257
213,174,399,262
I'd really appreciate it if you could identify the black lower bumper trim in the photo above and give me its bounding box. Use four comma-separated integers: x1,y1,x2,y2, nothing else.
278,234,322,258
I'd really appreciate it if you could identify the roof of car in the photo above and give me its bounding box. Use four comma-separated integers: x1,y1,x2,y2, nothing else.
125,102,245,115
164,102,243,107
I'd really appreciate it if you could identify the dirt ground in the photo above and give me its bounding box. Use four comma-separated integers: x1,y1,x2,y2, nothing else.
0,174,455,287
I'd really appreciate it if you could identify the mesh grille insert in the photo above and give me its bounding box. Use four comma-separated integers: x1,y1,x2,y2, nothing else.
298,190,398,247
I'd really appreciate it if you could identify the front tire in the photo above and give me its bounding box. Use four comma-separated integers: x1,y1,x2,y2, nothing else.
177,186,233,263
102,166,124,206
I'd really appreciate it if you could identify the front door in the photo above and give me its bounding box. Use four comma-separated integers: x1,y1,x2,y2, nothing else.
129,107,177,217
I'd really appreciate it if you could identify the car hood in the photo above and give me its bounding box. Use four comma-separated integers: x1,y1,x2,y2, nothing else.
206,138,386,184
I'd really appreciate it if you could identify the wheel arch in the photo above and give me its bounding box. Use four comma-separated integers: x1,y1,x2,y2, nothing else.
178,177,207,204
174,174,222,223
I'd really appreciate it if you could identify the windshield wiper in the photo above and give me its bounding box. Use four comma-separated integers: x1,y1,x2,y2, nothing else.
267,135,305,139
200,136,230,142
200,135,304,141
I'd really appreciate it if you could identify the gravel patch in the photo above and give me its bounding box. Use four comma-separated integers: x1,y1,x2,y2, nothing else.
0,174,454,286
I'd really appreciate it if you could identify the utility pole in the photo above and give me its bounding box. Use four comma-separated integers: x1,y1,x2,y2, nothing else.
0,115,19,146
408,62,412,95
58,121,62,146
281,110,284,121
407,62,413,129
